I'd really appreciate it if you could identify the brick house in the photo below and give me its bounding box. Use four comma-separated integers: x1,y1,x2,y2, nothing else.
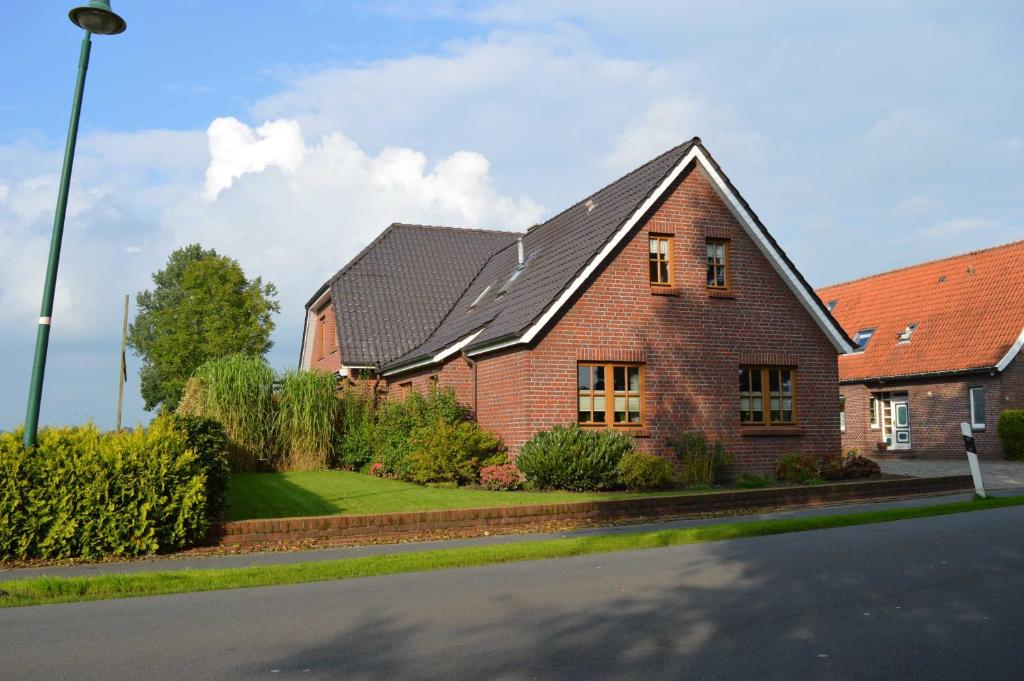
301,139,855,472
817,241,1024,460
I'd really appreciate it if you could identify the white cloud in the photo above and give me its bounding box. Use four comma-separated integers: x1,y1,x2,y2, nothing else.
168,120,544,342
891,194,940,219
915,216,997,239
0,184,8,202
204,118,306,200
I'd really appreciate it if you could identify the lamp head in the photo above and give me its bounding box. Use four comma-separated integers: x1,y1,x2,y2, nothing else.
69,0,127,35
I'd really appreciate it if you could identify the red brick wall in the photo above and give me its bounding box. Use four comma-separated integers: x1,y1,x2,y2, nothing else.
310,301,342,373
839,366,1019,460
386,164,842,474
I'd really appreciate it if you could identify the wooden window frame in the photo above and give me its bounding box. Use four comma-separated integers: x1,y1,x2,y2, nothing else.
740,366,798,427
648,235,673,287
577,362,645,429
869,396,880,429
706,238,730,290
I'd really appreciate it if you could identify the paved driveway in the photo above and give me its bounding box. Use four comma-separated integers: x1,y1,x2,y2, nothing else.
879,459,1024,490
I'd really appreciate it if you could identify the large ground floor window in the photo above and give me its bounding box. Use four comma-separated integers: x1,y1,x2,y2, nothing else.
740,366,797,426
578,363,644,427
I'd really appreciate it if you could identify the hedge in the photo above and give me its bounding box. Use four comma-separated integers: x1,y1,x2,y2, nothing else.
998,410,1024,460
0,417,229,561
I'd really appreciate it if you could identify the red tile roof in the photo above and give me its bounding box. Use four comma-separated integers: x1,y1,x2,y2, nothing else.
816,240,1024,382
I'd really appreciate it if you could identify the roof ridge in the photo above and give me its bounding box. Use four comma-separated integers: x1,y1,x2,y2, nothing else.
819,239,1024,292
523,137,700,241
390,222,524,237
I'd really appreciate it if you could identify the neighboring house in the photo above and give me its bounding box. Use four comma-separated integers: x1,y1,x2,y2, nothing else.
301,138,855,472
817,240,1024,460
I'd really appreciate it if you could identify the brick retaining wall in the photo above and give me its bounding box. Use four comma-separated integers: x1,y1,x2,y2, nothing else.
208,475,972,546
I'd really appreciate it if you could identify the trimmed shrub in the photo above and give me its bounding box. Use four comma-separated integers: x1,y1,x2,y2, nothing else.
670,431,728,487
406,420,505,485
178,354,277,471
616,451,675,491
998,410,1024,460
480,463,525,491
517,424,635,491
336,389,376,470
776,452,822,484
277,369,338,471
164,414,231,521
0,418,220,560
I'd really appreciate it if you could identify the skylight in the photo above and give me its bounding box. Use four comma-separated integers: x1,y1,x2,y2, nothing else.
468,285,491,310
826,299,838,312
853,328,875,352
897,323,918,343
497,265,525,296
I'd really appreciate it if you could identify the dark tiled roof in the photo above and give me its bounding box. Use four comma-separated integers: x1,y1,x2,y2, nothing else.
384,139,702,369
316,223,520,366
817,240,1024,382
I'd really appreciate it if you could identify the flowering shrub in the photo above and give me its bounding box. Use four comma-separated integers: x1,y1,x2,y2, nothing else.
479,463,525,491
369,462,385,478
821,452,881,480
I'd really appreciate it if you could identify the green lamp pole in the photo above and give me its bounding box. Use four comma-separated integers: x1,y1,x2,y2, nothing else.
23,1,127,449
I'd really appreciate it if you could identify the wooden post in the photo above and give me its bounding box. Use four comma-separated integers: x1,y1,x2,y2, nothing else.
116,293,129,431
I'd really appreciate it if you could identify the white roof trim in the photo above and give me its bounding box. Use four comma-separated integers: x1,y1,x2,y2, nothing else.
996,326,1024,372
383,329,483,377
299,289,334,369
472,146,853,355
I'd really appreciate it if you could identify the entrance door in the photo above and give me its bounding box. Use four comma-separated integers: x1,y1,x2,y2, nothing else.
891,397,911,450
878,392,911,451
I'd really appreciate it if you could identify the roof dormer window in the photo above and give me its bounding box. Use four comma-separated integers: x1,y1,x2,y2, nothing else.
897,324,917,343
853,328,875,352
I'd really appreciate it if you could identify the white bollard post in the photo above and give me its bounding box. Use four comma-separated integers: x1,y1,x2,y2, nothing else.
960,422,986,499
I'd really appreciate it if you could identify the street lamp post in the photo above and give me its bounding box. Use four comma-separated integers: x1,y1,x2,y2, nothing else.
23,1,126,448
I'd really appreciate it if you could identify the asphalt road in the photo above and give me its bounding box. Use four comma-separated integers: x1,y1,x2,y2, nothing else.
2,506,1022,681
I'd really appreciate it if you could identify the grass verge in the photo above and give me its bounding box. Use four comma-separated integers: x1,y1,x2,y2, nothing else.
2,495,1021,609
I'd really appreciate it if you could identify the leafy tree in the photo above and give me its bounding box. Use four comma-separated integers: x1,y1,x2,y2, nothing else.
128,244,280,412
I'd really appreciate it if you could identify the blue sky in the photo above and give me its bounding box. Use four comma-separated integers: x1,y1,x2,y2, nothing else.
1,0,1021,430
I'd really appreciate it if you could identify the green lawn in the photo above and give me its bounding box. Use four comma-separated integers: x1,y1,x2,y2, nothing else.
4,495,1021,608
227,471,680,521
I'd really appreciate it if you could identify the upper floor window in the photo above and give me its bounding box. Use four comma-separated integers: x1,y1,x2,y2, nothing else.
706,239,729,289
853,328,875,352
578,363,643,427
969,387,986,430
649,236,672,286
317,313,327,360
740,366,797,426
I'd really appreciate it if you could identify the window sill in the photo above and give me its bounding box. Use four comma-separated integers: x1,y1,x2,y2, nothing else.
972,425,986,432
741,426,804,437
580,425,651,437
650,286,678,296
707,288,734,299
